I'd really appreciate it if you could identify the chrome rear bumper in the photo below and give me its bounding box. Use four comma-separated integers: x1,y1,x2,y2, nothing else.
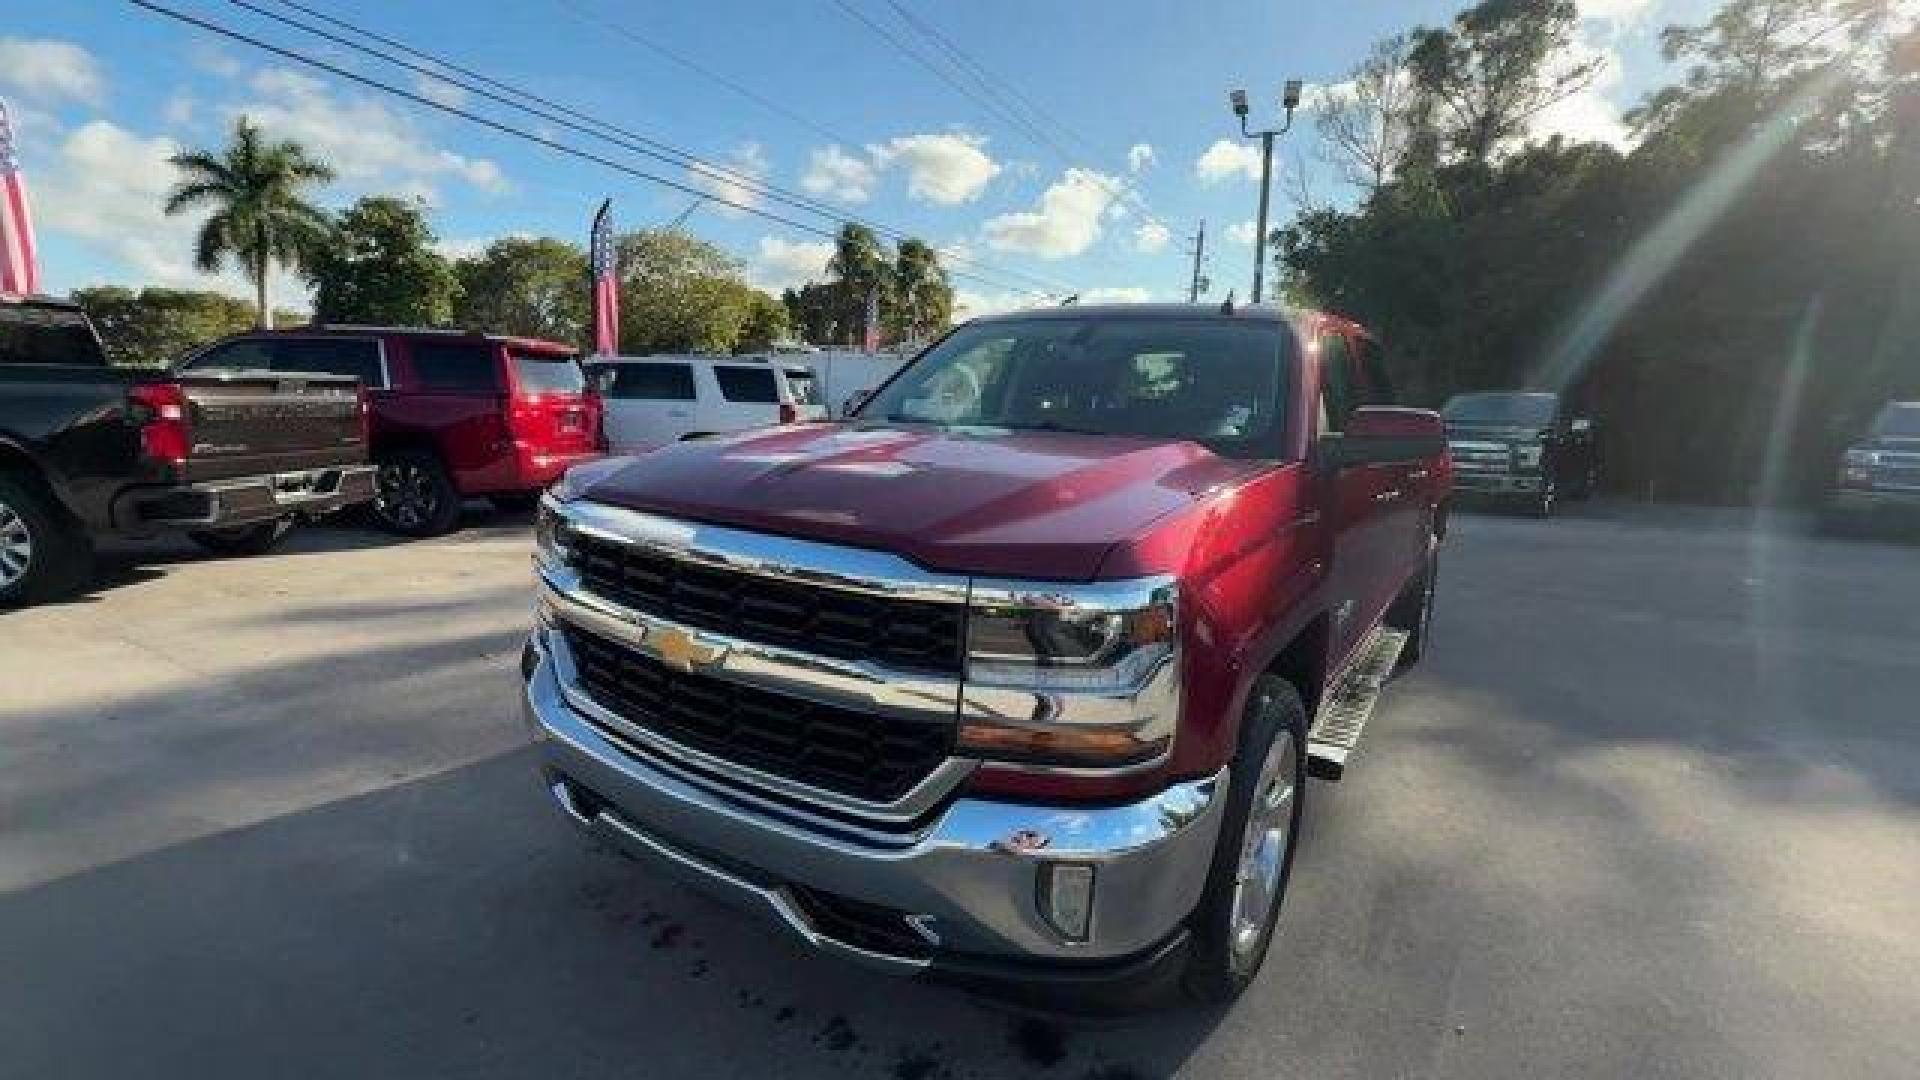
523,628,1227,970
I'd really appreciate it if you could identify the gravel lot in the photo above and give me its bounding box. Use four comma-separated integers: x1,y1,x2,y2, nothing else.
3,503,1917,1079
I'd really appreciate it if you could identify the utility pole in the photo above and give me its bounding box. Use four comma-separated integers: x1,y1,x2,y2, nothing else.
1187,220,1208,303
1228,81,1302,304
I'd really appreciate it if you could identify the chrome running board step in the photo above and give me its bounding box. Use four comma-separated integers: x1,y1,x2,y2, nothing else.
1306,627,1408,782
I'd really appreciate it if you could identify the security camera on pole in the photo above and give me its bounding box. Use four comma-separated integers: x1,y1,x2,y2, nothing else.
1227,80,1302,305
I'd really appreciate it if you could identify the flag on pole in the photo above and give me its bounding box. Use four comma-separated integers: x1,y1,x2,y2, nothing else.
589,199,619,355
861,286,881,352
0,98,43,297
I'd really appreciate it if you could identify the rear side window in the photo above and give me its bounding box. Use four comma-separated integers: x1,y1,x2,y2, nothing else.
273,338,384,386
185,338,276,371
409,341,501,392
509,351,585,395
601,363,696,401
0,305,106,367
784,369,822,407
1317,333,1354,435
715,367,779,403
1354,337,1393,407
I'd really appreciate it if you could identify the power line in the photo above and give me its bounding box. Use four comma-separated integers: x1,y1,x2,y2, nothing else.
240,0,1072,295
125,0,1058,298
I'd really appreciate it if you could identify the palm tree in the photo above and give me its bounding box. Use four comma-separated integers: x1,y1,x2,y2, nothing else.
164,116,334,328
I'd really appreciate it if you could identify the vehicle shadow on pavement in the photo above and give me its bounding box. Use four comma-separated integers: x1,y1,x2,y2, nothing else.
0,749,1232,1080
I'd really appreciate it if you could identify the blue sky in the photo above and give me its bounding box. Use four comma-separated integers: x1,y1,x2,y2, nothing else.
4,0,1712,317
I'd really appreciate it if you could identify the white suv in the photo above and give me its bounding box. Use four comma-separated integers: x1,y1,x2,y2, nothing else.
587,356,827,452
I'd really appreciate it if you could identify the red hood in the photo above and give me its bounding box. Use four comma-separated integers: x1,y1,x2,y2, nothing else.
577,424,1269,579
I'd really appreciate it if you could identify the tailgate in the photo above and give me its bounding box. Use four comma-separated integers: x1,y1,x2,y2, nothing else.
175,369,367,483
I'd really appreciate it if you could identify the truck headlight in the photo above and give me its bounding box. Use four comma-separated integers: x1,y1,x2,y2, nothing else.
1514,444,1544,469
534,495,576,573
957,577,1179,768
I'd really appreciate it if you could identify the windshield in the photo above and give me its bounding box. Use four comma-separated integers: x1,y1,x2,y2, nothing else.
858,317,1292,457
1443,392,1559,428
1870,403,1920,439
509,350,585,395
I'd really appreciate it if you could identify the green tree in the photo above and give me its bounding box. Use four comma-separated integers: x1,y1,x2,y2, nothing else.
72,286,292,367
308,196,458,326
1409,0,1600,164
734,290,790,353
616,229,766,353
163,116,334,329
452,237,589,343
782,281,841,346
889,238,953,343
826,223,891,347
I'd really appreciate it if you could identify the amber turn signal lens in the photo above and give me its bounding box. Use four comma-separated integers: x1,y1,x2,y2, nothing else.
955,722,1166,767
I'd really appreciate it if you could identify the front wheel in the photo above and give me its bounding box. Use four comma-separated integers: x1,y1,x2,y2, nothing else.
0,472,93,608
1183,676,1308,1004
187,518,294,556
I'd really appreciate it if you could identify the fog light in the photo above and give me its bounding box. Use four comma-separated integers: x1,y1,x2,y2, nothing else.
1040,863,1095,942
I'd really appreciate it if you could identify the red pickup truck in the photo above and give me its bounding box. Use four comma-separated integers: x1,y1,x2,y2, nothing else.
521,304,1449,1006
181,327,601,536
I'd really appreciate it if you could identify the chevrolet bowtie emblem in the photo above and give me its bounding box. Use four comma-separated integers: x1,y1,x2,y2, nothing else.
648,625,725,673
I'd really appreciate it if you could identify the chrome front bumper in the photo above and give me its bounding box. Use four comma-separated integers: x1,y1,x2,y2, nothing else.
1452,471,1542,494
522,627,1228,970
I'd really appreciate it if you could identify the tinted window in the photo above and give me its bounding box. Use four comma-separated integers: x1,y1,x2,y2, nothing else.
1355,337,1394,406
510,351,585,395
784,369,822,407
1870,403,1920,438
1443,392,1559,427
715,367,779,403
860,317,1293,458
273,338,384,386
1318,334,1353,434
409,341,501,392
600,363,696,401
185,339,276,372
0,304,106,367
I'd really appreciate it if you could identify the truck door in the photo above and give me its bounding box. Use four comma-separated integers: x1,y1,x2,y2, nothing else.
1318,330,1396,668
1351,334,1430,590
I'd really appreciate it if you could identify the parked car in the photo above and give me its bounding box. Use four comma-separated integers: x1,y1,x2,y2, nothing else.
180,326,601,536
0,294,372,608
1441,390,1598,516
735,349,908,417
522,304,1450,1007
1827,400,1920,528
585,355,826,453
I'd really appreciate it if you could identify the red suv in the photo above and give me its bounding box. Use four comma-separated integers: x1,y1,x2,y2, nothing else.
181,326,602,536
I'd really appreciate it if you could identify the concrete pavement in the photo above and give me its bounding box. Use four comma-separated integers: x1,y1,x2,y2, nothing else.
2,504,1916,1078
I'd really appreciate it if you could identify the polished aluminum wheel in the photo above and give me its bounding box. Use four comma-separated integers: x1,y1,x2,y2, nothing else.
1229,727,1298,968
0,498,32,590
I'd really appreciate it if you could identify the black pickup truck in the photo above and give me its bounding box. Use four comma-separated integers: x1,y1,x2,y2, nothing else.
1,294,374,607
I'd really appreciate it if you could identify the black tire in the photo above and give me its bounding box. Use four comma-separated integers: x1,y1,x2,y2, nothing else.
0,471,93,609
372,450,462,537
187,518,294,556
1183,676,1309,1004
488,493,541,513
1388,538,1438,671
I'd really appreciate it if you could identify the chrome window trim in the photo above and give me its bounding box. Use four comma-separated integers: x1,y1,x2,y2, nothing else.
553,498,970,605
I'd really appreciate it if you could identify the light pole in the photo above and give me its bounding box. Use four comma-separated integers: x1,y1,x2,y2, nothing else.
1229,80,1302,304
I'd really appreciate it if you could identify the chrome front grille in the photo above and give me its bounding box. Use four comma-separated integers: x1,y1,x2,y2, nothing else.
1448,440,1511,473
570,529,964,675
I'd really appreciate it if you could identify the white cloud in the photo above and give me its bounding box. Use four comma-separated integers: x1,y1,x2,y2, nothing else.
161,93,196,127
690,141,770,217
800,144,877,203
237,68,508,198
1194,138,1263,184
982,168,1118,260
1127,143,1155,173
954,288,1049,319
869,132,1000,204
412,73,470,110
0,37,105,105
1081,287,1153,304
1133,220,1171,254
1228,220,1259,246
1578,0,1660,34
1528,26,1632,148
752,235,835,292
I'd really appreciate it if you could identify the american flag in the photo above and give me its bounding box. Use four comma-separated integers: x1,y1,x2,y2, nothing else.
589,198,618,355
861,286,880,352
0,98,43,297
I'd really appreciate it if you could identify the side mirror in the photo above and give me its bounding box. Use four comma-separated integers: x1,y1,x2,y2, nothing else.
1323,407,1447,467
